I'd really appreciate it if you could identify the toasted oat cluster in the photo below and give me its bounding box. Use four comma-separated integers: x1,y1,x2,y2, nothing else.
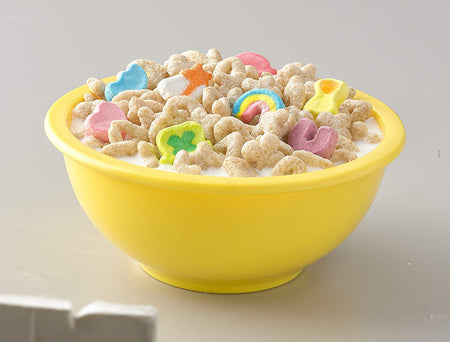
71,49,382,177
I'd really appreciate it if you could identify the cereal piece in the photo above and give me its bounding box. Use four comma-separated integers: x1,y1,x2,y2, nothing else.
111,89,150,103
213,131,244,158
108,120,149,143
286,107,315,121
137,107,157,129
292,150,334,169
316,111,352,140
271,156,307,176
84,102,127,143
350,121,369,141
102,140,138,158
192,112,222,144
336,135,359,152
157,64,212,101
211,97,231,117
303,79,349,117
129,59,168,90
163,95,202,116
241,133,293,169
347,87,356,99
172,150,202,175
245,65,259,79
72,99,103,119
276,63,318,84
241,75,284,99
203,48,223,73
202,87,221,113
304,81,315,102
232,89,285,124
115,100,129,114
140,89,165,103
86,78,106,100
253,108,298,141
105,64,148,102
283,76,305,109
226,87,243,106
127,97,164,124
84,135,105,149
83,92,97,102
190,141,225,169
339,99,373,122
214,116,254,143
366,132,382,144
137,141,159,168
156,121,209,164
71,127,85,139
288,118,338,159
235,52,276,75
182,50,208,64
222,156,258,177
330,148,358,163
164,54,196,76
213,57,247,95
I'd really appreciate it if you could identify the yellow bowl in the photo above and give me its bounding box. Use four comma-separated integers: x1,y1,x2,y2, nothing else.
45,80,405,293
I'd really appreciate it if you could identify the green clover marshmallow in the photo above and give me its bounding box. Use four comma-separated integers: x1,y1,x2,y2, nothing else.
156,121,211,164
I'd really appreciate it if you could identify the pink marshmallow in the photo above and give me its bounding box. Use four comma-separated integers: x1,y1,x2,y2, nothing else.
240,101,270,123
235,52,276,75
288,119,338,159
84,102,127,143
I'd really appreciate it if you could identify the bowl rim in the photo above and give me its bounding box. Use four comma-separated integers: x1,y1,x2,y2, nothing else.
45,77,405,194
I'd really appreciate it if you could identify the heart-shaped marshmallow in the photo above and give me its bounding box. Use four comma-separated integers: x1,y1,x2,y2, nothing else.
84,102,127,143
288,118,338,158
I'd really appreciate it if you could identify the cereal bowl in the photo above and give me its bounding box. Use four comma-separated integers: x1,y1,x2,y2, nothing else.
45,79,405,293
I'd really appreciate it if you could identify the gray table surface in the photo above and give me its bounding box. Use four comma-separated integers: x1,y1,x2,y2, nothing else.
1,0,449,341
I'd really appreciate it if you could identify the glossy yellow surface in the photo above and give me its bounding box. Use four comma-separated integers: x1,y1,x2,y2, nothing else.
45,78,405,293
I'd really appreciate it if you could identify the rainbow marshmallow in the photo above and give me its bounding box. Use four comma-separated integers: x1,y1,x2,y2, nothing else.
232,89,285,124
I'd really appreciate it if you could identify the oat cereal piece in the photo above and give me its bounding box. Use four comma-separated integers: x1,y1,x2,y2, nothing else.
72,99,103,119
253,108,298,141
137,141,160,168
203,48,223,73
84,135,105,149
111,89,150,103
193,113,222,144
347,87,356,99
336,135,359,152
86,78,106,100
108,120,149,143
284,75,306,109
129,59,168,90
115,100,129,114
211,97,231,117
137,107,157,129
241,75,284,99
213,57,247,95
182,50,208,64
316,111,352,140
241,133,293,169
329,148,358,163
213,131,244,158
214,116,254,143
227,87,244,106
271,156,307,176
366,132,382,144
222,156,258,177
127,97,164,124
71,127,85,139
148,110,190,144
305,81,315,102
350,121,369,141
83,92,97,102
292,150,334,169
245,65,259,79
339,99,373,122
140,89,165,103
164,54,196,76
202,86,222,113
189,142,225,169
277,63,318,85
163,95,201,116
102,140,138,158
172,150,202,175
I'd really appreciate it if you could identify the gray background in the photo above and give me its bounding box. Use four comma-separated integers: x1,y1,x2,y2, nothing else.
1,0,449,341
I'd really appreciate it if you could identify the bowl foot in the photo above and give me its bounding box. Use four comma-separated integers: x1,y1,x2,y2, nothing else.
139,264,303,294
